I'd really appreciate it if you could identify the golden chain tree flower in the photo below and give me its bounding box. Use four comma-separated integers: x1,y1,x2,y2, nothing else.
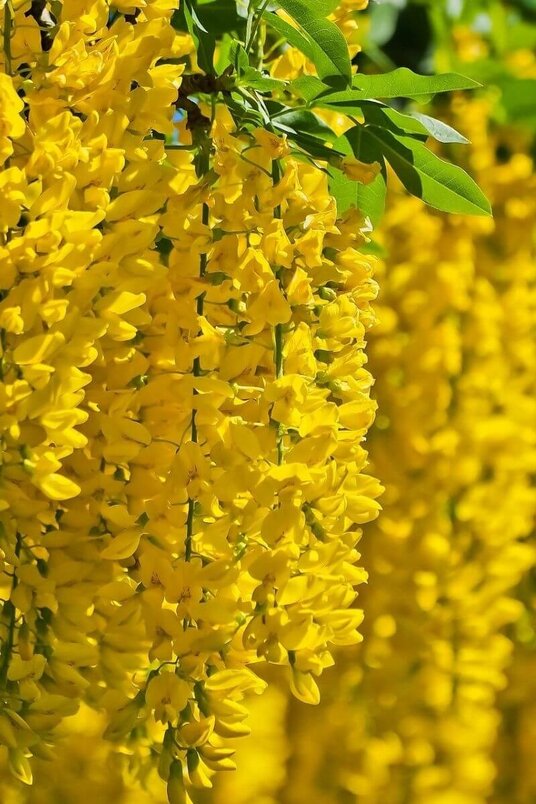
0,1,406,799
271,83,536,804
0,0,494,799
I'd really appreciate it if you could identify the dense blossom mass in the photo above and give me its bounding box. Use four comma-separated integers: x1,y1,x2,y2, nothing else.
252,84,536,804
2,1,533,802
0,0,381,799
3,68,532,803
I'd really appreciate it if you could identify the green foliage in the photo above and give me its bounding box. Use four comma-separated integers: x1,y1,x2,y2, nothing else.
182,1,215,75
272,0,352,83
362,127,491,216
330,129,387,226
360,104,469,145
351,68,481,98
172,0,492,225
363,0,536,131
409,113,470,144
291,69,480,102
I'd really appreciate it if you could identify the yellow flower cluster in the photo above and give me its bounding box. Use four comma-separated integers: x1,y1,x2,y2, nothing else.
331,0,369,58
0,0,380,798
267,90,536,804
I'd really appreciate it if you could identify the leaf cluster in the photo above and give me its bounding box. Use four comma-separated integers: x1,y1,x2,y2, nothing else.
172,0,492,223
364,0,536,129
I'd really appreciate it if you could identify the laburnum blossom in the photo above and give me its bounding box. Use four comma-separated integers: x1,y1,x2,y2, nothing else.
0,74,25,165
271,91,536,804
0,0,380,799
340,156,382,184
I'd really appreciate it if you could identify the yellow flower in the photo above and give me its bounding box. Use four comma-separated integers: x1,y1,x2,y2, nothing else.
243,279,293,334
340,156,381,184
0,0,380,796
146,673,192,724
0,166,26,230
252,128,291,159
0,74,25,164
0,305,24,334
264,375,308,427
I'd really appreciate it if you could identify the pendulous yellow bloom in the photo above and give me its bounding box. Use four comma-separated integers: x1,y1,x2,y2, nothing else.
272,78,536,804
0,1,379,800
340,156,382,184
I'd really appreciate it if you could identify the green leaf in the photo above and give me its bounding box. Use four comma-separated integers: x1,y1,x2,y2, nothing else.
313,71,481,112
329,128,387,224
268,0,351,83
318,67,481,103
291,75,332,102
291,133,344,162
306,71,481,116
361,103,469,145
366,127,492,216
240,69,288,93
306,88,372,114
269,106,338,141
270,111,343,161
181,1,215,74
361,102,427,139
343,125,388,180
215,33,234,74
265,13,317,64
319,0,340,11
350,68,481,99
410,112,470,144
173,0,245,38
229,41,249,74
329,167,387,225
225,92,265,128
278,0,340,16
188,2,208,33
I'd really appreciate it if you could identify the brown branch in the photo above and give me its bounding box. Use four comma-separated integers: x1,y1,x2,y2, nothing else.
175,74,234,132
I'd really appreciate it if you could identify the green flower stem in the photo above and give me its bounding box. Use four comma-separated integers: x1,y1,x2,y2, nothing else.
272,159,285,466
185,146,210,562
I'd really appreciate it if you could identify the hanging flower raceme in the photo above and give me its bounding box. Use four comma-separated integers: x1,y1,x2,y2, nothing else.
272,88,536,804
99,106,381,798
0,0,192,786
1,0,381,799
